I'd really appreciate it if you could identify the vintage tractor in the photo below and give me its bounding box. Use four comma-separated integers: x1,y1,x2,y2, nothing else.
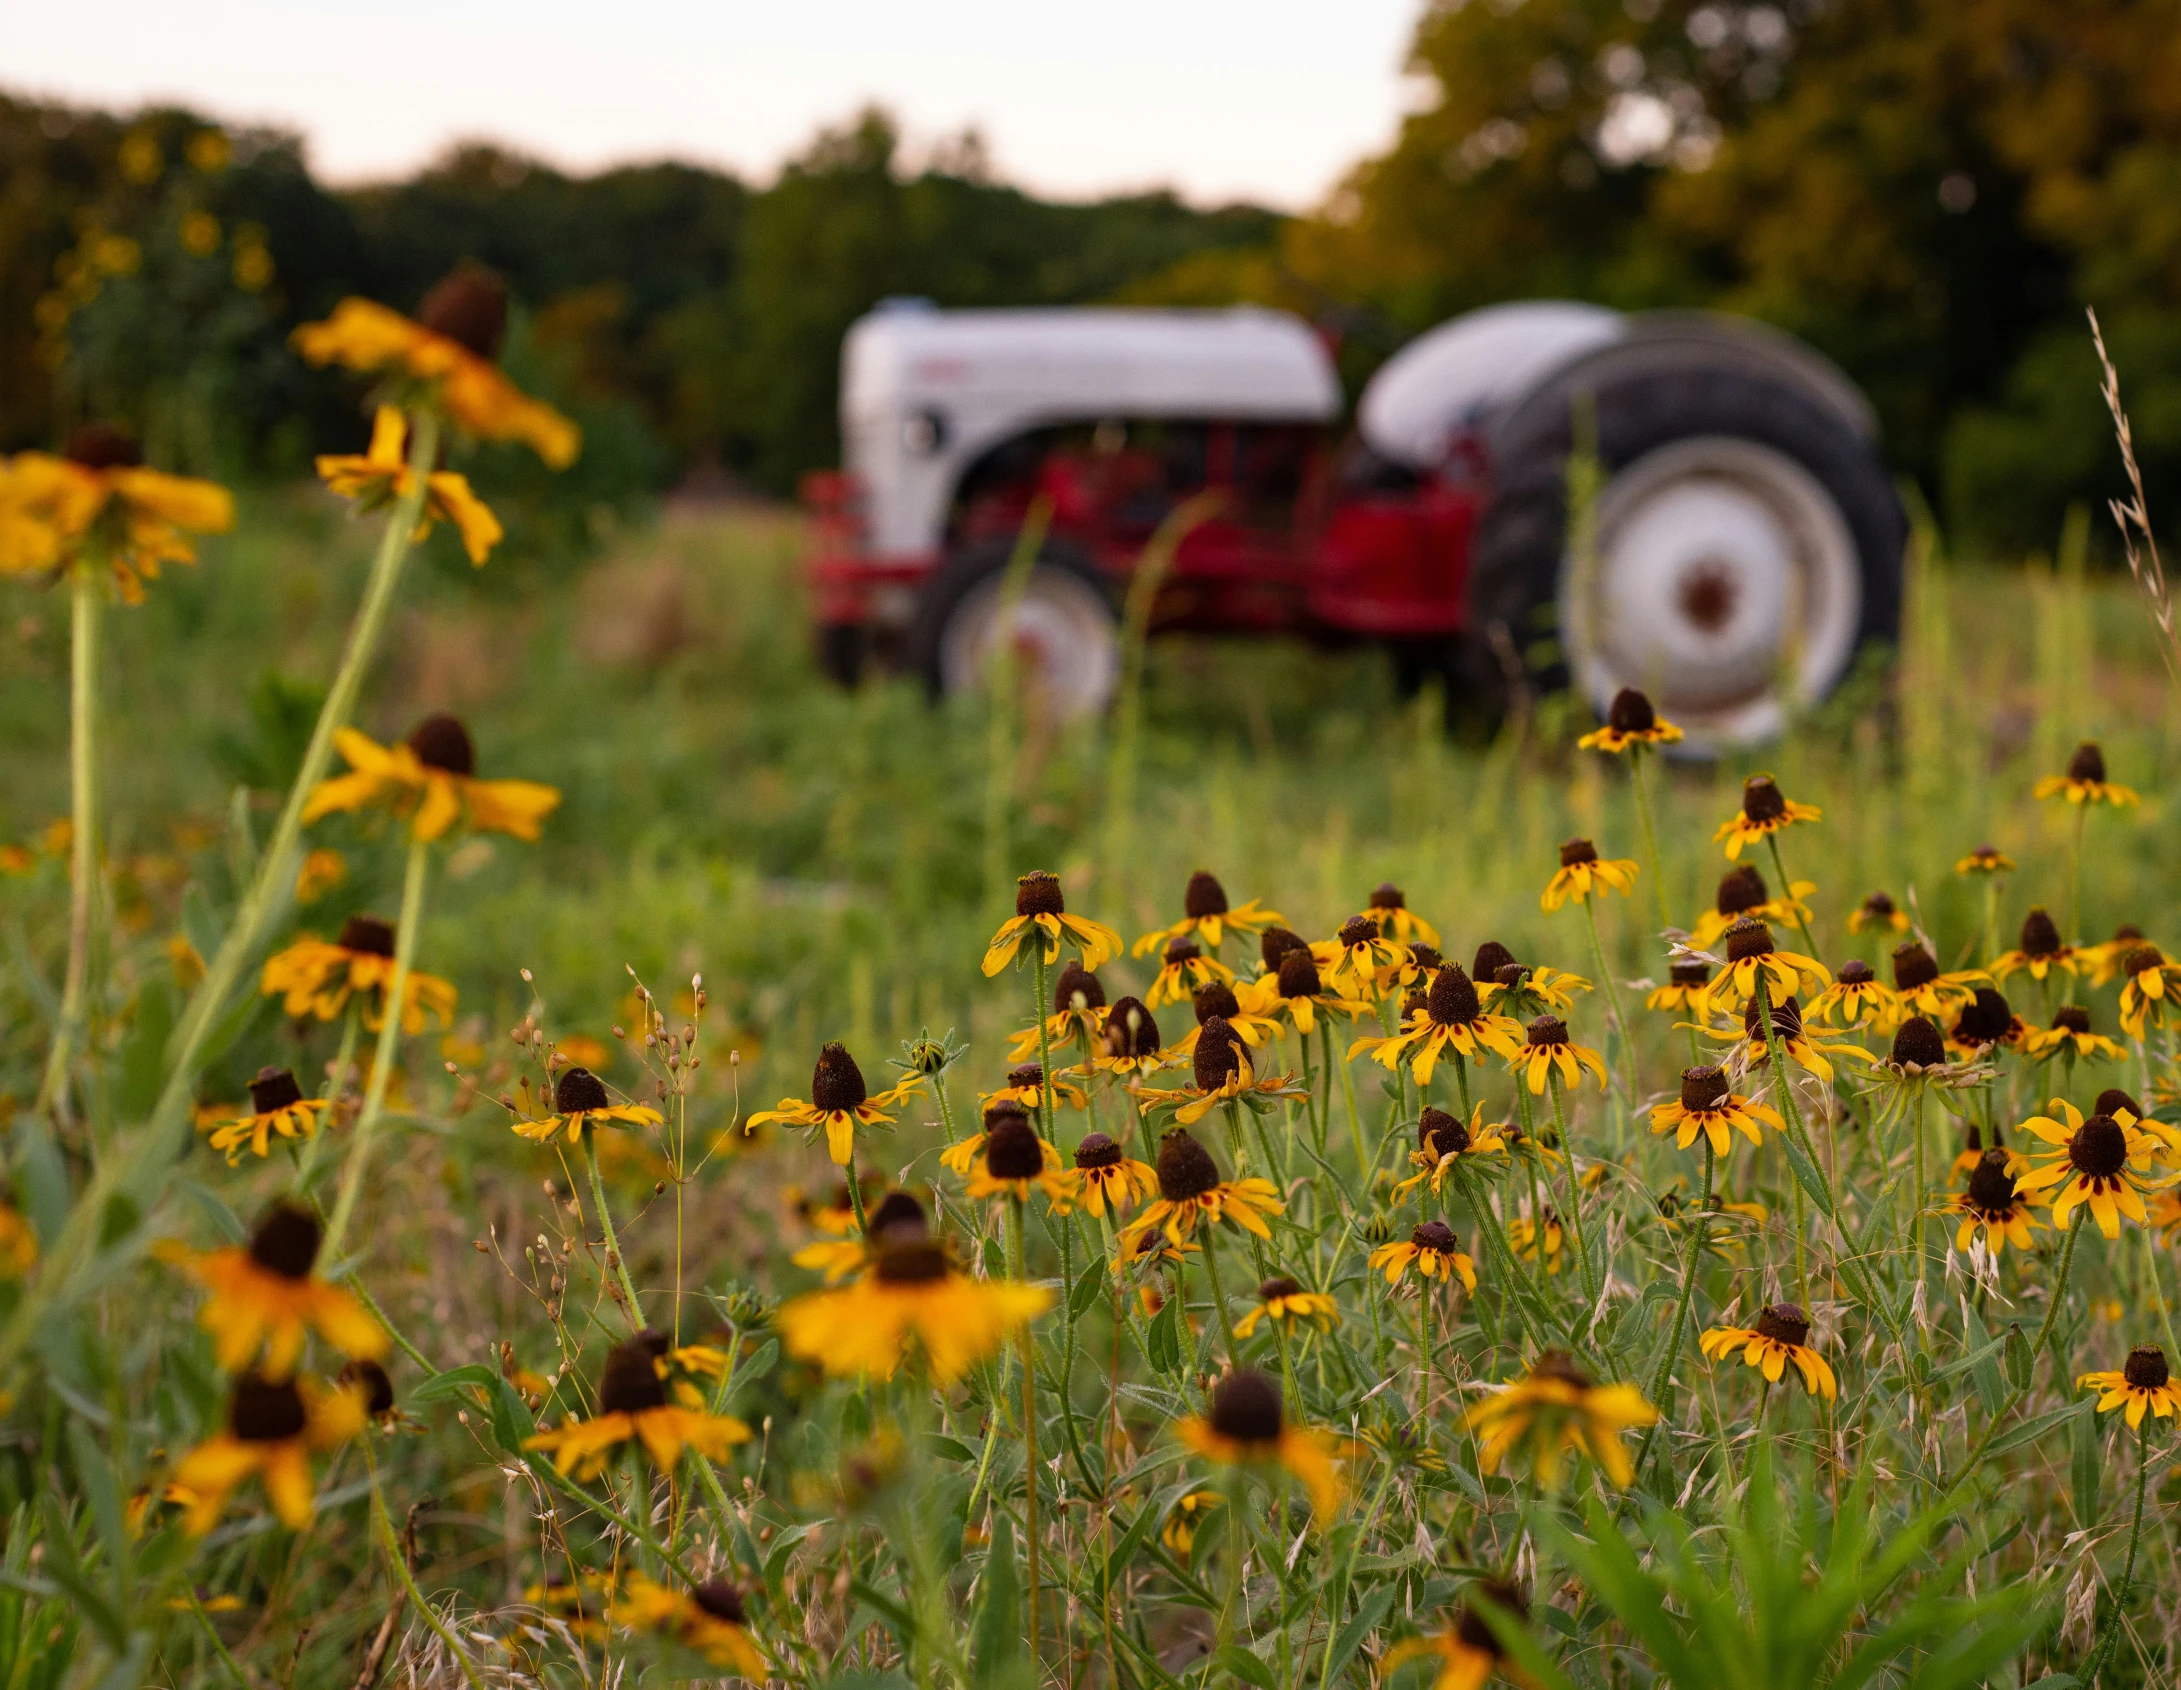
803,297,1903,747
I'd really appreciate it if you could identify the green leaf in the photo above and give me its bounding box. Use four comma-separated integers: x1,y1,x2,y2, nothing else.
1148,1296,1182,1374
2004,1323,2034,1392
924,1434,975,1463
113,984,175,1122
734,1338,780,1390
34,1502,122,1651
1970,1340,2006,1415
63,1425,125,1608
96,1195,138,1252
970,1514,1020,1690
490,1377,538,1455
1776,1131,1835,1220
847,1578,915,1646
409,1365,498,1405
1322,1584,1396,1688
2070,1398,2102,1526
1097,1499,1165,1600
1983,1404,2077,1461
1070,1256,1108,1317
1213,1646,1275,1690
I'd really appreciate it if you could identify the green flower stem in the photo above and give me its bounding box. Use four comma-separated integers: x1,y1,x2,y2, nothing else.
1764,834,1823,963
1416,1274,1434,1419
1910,1083,1935,1341
1629,747,1674,935
1199,1220,1240,1368
368,1462,485,1690
580,1130,645,1323
1546,1077,1599,1306
1032,948,1058,1139
844,1157,870,1237
1581,893,1636,1107
1008,1196,1042,1666
1335,1025,1370,1182
1631,1140,1714,1485
323,831,431,1263
933,1068,961,1147
2087,1418,2153,1686
2137,1222,2181,1371
1937,1206,2085,1502
37,565,103,1124
1315,1459,1400,1690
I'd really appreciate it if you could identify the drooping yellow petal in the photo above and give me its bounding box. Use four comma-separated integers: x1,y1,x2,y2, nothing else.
425,471,503,565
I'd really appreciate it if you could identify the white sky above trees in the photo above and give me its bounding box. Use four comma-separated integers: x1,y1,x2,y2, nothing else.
11,0,1422,208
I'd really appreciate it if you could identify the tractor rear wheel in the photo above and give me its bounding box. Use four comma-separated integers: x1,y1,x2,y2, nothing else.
1464,366,1904,748
907,538,1121,720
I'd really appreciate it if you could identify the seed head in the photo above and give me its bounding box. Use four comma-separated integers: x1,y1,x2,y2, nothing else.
1193,981,1242,1024
248,1203,322,1281
597,1337,668,1414
874,1236,949,1284
1715,864,1768,915
249,1065,304,1115
2019,908,2062,957
1276,949,1323,1000
2096,1087,2143,1119
1015,872,1065,917
1419,1106,1471,1159
337,915,396,958
405,713,476,776
1053,960,1105,1014
1411,1219,1457,1253
1102,997,1161,1059
1607,688,1656,734
1337,914,1379,948
866,1191,927,1240
810,1043,867,1114
417,262,509,359
1679,1066,1730,1112
555,1066,610,1114
2124,1345,2170,1390
983,1116,1046,1180
1426,963,1480,1026
1753,1302,1811,1347
1891,943,1939,991
1558,837,1598,867
1952,988,2015,1046
1525,1016,1568,1048
230,1373,308,1443
692,1582,748,1626
1369,883,1406,911
1966,1149,2017,1212
2068,1114,2128,1178
1740,775,1787,823
1155,1129,1221,1201
1072,1132,1122,1171
2052,1005,2091,1034
2067,741,2107,784
1670,959,1712,987
1206,1368,1283,1444
1183,872,1229,918
1836,959,1875,985
1471,941,1518,981
1259,926,1307,970
63,421,143,469
1723,917,1775,961
1888,1017,1945,1069
339,1357,396,1418
1194,1017,1244,1092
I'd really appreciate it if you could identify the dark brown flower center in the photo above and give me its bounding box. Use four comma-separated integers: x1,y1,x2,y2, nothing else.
1194,1017,1244,1091
2069,1114,2128,1179
598,1337,668,1414
1258,1275,1302,1301
1740,775,1787,823
1859,891,1896,919
1743,994,1804,1041
1426,963,1480,1027
1471,941,1517,981
1072,1132,1122,1170
1259,927,1307,970
1155,1129,1221,1201
1754,1302,1810,1347
405,713,475,776
1952,988,2015,1045
983,1099,1031,1133
874,1237,950,1283
230,1373,308,1443
1337,915,1379,948
337,915,396,958
1680,1066,1730,1112
1724,918,1774,961
339,1357,396,1418
555,1066,610,1114
1007,1063,1044,1091
1276,949,1323,1000
417,262,510,359
62,421,143,469
1370,883,1406,910
249,1065,304,1115
1558,837,1598,867
2113,924,2145,945
2054,1005,2092,1034
1193,981,1241,1025
1670,960,1712,987
1837,959,1875,985
1607,687,1655,734
1889,1017,1945,1068
1408,942,1443,971
1103,997,1162,1058
1891,944,1939,991
248,1203,322,1280
1418,1109,1470,1163
1526,1016,1568,1048
2096,1087,2142,1119
1455,1580,1527,1658
867,1191,927,1239
1966,1149,2017,1212
1207,1368,1283,1444
1015,871,1065,917
692,1581,748,1625
1411,1220,1457,1253
2124,1344,2170,1390
1529,1349,1593,1389
2068,741,2107,784
1164,936,1203,965
984,1117,1046,1180
1054,960,1105,1014
2124,944,2164,977
811,1042,867,1114
1715,864,1768,916
2019,908,2062,957
1183,871,1229,919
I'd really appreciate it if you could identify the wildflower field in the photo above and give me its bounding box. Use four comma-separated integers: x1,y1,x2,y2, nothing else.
6,271,2181,1690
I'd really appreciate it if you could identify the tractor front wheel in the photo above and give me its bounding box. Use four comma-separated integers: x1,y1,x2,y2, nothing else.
907,538,1121,720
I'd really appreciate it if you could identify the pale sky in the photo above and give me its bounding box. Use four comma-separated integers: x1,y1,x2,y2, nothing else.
9,0,1427,209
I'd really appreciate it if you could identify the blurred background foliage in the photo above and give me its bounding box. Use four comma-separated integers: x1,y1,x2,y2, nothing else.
6,0,2181,556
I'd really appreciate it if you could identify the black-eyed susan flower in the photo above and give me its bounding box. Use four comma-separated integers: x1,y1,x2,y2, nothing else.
1394,1105,1509,1199
1233,1275,1340,1337
981,871,1122,976
1707,918,1830,1011
1145,935,1233,1010
1507,1015,1606,1096
1883,941,1986,1028
0,424,233,603
314,407,504,564
1160,1490,1220,1554
1736,994,1868,1083
1465,1351,1656,1489
1507,1211,1566,1275
1688,863,1815,949
1006,959,1108,1063
2014,1100,2177,1238
293,267,580,467
1713,773,1820,861
1577,686,1681,753
1136,1017,1306,1124
2083,924,2151,987
1645,959,1715,1017
202,1066,327,1165
1540,837,1637,912
1948,987,2026,1058
1084,995,1171,1079
2026,1006,2128,1065
1805,958,1892,1028
2117,943,2181,1039
162,1204,385,1377
746,1042,922,1166
1351,964,1523,1085
260,914,457,1033
1950,1120,2026,1179
1649,1065,1781,1159
1368,1219,1476,1290
1313,914,1404,1001
1175,1368,1346,1521
775,1224,1051,1384
938,1099,1034,1179
172,1371,366,1533
513,1065,665,1148
979,1062,1088,1116
1387,1582,1535,1690
2035,740,2139,808
1252,947,1372,1037
1848,890,1909,935
336,1356,408,1427
1954,844,2016,880
1257,925,1310,975
302,715,558,841
793,1190,925,1283
1873,1015,1955,1080
1118,1128,1284,1249
1070,1132,1158,1216
1380,940,1444,997
612,1575,764,1676
1360,883,1438,949
964,1112,1077,1206
1992,907,2077,983
1133,871,1283,956
1947,1149,2044,1257
2077,1345,2181,1429
524,1335,752,1477
1699,1302,1837,1399
1478,955,1590,1016
1176,980,1282,1055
